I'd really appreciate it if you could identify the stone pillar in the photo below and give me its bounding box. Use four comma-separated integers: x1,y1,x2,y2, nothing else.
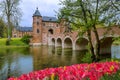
72,42,76,50
62,41,64,49
55,39,57,47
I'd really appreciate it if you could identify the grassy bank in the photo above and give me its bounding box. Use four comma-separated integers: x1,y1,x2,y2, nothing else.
113,37,120,45
113,40,120,45
0,38,28,47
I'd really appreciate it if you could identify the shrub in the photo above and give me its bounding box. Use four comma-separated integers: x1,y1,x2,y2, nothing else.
82,52,92,63
6,39,10,45
21,35,31,44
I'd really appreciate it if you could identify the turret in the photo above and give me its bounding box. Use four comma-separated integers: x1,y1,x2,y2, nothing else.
32,8,42,45
33,7,42,17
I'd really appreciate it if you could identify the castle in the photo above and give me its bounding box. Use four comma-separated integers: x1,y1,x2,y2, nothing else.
30,8,67,46
12,26,32,38
12,8,67,46
12,8,120,54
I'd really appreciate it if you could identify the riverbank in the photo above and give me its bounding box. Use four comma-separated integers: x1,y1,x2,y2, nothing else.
113,40,120,45
0,38,28,47
113,37,120,45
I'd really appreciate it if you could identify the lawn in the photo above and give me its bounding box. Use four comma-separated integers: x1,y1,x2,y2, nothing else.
0,38,28,47
112,37,120,45
113,40,120,45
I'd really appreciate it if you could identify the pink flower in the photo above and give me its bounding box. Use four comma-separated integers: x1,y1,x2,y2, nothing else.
8,61,120,80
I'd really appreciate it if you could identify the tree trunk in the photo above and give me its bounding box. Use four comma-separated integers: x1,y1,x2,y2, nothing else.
92,0,100,61
7,14,11,41
87,29,96,62
93,24,100,61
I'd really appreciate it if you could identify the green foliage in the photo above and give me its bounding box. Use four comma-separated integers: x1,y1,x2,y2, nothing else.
100,70,120,80
0,18,6,38
82,52,92,63
58,0,120,29
0,38,28,47
0,0,22,39
6,39,10,45
21,35,31,44
58,0,120,62
113,37,120,45
11,38,27,46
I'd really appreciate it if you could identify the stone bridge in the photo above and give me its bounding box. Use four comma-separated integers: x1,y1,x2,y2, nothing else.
48,26,120,54
31,8,120,54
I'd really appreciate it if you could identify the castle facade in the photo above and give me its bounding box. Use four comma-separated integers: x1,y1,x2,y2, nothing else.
30,8,66,46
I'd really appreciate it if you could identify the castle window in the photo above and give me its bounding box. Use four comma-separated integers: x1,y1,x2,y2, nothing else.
48,29,53,34
37,29,40,33
37,22,39,26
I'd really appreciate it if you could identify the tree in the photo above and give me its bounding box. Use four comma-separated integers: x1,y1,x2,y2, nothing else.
58,0,120,62
0,0,22,40
0,18,6,38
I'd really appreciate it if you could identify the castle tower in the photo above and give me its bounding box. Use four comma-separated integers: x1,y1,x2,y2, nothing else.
32,8,42,45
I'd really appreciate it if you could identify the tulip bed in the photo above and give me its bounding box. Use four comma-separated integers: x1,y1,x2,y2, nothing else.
8,61,120,80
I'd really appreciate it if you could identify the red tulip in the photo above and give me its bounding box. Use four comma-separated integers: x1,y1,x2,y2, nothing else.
8,61,120,80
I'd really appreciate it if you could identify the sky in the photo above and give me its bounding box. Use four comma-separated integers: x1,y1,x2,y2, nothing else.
20,0,61,27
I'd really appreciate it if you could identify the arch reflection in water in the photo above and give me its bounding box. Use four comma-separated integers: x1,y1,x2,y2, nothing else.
31,46,87,71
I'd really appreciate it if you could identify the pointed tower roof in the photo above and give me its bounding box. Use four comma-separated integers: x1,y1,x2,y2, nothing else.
33,7,41,17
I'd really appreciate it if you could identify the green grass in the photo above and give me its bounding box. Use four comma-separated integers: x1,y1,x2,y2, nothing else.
113,40,120,45
0,38,6,46
0,38,28,47
112,37,120,45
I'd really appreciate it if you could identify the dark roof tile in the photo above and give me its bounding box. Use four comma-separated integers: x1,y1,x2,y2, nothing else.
42,16,57,22
17,27,32,32
33,8,41,17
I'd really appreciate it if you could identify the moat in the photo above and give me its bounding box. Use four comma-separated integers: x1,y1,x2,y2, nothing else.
0,46,119,80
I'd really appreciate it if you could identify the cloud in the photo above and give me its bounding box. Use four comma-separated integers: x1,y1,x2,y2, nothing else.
20,0,61,27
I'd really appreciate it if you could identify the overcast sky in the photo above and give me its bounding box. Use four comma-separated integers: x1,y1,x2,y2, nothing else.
20,0,61,27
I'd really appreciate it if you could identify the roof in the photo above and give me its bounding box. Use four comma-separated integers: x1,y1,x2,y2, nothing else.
17,27,32,32
33,8,41,17
42,16,58,22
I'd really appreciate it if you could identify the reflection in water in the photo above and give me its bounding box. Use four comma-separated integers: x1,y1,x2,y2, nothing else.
0,47,33,80
31,46,87,71
0,45,119,80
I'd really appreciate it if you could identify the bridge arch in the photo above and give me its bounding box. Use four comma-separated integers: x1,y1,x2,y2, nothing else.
56,38,62,47
63,36,73,49
51,38,55,46
75,37,88,50
100,36,114,54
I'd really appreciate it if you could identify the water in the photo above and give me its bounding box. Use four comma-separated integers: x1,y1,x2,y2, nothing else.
111,45,120,58
0,46,86,80
0,45,119,80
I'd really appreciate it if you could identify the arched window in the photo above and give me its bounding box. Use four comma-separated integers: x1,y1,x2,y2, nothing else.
48,29,53,34
37,29,40,33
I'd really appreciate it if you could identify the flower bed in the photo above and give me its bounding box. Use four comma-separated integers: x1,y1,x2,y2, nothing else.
8,61,120,80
